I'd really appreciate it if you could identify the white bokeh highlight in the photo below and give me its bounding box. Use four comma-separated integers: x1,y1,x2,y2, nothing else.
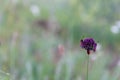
111,26,119,34
111,21,120,34
30,5,40,16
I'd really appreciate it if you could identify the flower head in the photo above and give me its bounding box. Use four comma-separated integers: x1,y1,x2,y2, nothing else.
80,38,97,55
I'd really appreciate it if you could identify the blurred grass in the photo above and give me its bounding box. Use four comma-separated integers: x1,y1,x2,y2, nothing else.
0,0,120,80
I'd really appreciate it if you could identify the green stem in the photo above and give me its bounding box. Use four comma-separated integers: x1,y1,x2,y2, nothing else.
87,55,89,80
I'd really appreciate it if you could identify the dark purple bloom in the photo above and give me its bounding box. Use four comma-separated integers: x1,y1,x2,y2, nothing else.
80,38,97,55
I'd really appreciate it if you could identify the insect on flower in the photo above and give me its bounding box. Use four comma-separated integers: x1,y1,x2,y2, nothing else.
80,38,97,55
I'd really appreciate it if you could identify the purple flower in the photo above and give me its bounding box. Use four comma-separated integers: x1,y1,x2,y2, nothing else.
80,38,97,55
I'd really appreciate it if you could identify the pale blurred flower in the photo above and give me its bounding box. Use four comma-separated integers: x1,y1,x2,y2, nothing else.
111,21,120,34
116,21,120,28
117,60,120,66
90,54,97,61
110,26,119,34
90,51,102,61
54,44,65,64
58,44,65,55
30,5,40,16
96,43,101,51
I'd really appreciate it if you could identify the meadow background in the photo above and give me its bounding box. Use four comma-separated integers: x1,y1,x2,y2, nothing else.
0,0,120,80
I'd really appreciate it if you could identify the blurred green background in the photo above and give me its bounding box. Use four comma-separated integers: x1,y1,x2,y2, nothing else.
0,0,120,80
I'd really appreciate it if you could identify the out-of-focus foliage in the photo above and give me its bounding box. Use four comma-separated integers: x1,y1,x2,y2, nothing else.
0,0,120,80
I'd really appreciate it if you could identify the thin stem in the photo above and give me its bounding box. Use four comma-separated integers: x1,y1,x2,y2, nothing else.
87,55,89,80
